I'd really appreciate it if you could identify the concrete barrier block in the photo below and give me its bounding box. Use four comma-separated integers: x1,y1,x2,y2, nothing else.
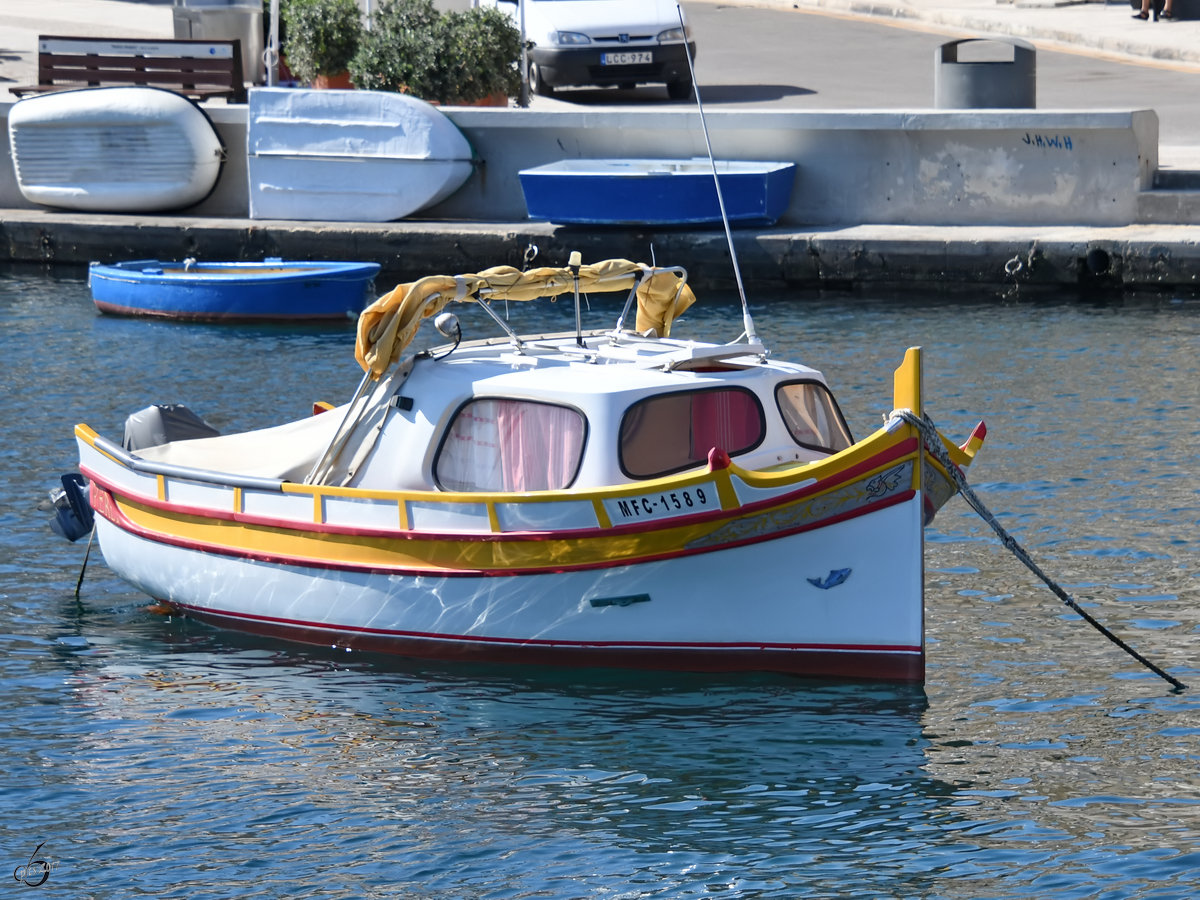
434,107,1159,228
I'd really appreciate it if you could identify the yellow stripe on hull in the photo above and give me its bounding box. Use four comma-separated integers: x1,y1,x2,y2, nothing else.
88,427,924,574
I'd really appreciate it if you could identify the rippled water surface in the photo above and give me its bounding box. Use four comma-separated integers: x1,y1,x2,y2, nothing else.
2,267,1197,898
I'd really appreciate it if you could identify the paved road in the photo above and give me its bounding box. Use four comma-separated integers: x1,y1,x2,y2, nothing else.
3,0,1198,153
533,0,1200,151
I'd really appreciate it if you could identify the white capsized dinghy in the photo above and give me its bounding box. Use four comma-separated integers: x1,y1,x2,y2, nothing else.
8,86,224,212
247,87,475,221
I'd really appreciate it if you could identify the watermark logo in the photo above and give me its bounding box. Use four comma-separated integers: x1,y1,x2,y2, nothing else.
13,842,54,888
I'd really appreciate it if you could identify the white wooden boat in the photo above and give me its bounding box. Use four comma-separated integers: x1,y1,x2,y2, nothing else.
519,158,797,226
7,86,224,212
247,87,475,221
57,256,985,680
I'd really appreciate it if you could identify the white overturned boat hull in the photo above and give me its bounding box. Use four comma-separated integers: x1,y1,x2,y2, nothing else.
247,87,475,221
8,86,224,212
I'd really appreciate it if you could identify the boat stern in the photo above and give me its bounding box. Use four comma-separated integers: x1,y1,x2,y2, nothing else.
46,472,94,542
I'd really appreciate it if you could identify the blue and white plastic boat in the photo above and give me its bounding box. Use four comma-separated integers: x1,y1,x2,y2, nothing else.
518,158,796,226
87,258,382,322
8,87,224,213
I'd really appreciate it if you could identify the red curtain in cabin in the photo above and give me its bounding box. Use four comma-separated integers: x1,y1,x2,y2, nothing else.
689,389,760,461
438,399,584,492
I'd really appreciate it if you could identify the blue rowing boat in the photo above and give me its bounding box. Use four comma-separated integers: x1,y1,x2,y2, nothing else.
88,258,382,322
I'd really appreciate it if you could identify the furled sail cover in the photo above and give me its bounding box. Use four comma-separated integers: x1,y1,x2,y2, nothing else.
355,260,697,378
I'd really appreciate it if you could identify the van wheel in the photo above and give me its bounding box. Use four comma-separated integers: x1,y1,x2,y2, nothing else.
666,79,692,101
530,64,554,97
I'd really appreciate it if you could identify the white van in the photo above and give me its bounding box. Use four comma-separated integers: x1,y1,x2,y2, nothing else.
483,0,697,99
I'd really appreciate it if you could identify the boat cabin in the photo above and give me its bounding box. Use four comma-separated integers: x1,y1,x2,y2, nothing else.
344,330,855,494
130,330,854,495
129,262,856,497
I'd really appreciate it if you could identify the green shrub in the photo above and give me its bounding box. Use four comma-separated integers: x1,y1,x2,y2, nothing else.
282,0,364,84
350,0,520,104
430,7,521,103
348,0,439,97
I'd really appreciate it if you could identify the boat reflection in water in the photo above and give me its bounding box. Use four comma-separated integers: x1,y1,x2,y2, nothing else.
60,628,944,877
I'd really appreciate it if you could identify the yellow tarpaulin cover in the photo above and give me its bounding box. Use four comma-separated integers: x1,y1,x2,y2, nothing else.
355,259,697,378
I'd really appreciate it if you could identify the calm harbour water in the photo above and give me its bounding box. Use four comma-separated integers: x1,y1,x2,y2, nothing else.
1,266,1197,899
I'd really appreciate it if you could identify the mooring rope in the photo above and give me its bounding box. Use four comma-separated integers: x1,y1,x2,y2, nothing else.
892,409,1187,691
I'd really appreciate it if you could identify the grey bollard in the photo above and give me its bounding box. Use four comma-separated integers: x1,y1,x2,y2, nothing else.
934,38,1036,109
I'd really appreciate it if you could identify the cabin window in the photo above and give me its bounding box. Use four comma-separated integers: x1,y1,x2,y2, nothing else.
775,381,853,453
619,387,764,479
435,398,586,492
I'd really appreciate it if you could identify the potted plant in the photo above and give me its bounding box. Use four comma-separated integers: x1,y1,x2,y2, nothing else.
282,0,364,89
350,0,520,105
430,7,521,105
348,0,440,98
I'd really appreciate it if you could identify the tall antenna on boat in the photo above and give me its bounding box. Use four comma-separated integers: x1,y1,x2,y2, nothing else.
676,4,760,349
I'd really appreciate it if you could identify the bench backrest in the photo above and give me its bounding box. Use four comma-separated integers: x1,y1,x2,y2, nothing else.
30,35,247,102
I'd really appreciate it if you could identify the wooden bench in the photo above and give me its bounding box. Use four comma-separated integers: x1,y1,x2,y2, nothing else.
9,35,247,103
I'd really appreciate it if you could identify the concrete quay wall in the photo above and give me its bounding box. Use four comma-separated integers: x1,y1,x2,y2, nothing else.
4,210,1198,295
1,102,1160,228
431,107,1159,228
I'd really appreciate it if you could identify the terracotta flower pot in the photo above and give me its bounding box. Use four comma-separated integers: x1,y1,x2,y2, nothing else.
313,71,354,90
472,91,509,107
433,91,509,107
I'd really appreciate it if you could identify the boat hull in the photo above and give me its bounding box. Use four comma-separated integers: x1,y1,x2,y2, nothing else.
91,489,925,679
247,87,474,222
518,158,796,226
87,259,381,321
76,410,960,680
8,87,223,212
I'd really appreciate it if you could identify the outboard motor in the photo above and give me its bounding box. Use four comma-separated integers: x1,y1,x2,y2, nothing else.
123,403,220,451
48,473,94,542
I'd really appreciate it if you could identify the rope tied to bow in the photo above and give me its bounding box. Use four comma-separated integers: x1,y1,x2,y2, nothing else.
892,408,1186,691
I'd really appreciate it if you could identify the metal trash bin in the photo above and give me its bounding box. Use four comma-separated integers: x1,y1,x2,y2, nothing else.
173,0,265,86
934,38,1035,109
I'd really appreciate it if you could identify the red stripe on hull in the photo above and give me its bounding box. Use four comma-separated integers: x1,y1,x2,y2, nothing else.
166,602,925,682
92,301,353,322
